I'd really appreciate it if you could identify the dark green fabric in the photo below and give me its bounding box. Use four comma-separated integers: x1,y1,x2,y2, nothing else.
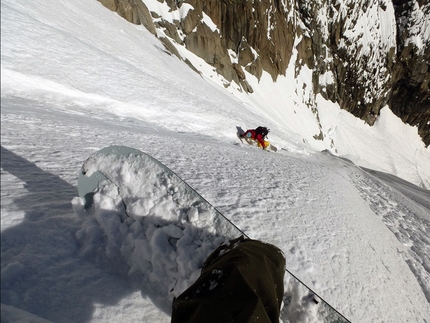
171,236,286,323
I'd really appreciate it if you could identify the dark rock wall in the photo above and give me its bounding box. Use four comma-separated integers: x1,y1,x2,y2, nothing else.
391,0,430,146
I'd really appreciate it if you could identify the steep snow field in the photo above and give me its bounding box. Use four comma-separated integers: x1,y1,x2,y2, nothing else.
1,0,429,322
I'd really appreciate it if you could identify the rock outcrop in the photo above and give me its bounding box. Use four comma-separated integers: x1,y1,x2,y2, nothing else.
96,0,430,146
391,0,430,146
97,0,156,34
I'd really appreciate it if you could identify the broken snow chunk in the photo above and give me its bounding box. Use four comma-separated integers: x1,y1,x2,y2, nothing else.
129,220,143,236
129,198,154,217
163,224,184,239
187,207,199,222
71,196,86,220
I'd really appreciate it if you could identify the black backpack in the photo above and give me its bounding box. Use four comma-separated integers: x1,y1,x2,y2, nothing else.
172,237,285,323
255,126,269,139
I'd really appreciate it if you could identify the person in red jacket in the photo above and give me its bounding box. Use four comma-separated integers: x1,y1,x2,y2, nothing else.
240,126,270,149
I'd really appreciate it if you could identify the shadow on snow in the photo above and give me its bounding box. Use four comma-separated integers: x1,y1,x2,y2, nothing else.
1,145,216,322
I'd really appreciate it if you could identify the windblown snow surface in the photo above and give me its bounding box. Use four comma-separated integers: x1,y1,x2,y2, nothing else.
1,0,429,322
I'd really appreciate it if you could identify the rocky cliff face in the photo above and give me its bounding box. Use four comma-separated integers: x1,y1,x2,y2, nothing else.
97,0,429,146
391,0,430,146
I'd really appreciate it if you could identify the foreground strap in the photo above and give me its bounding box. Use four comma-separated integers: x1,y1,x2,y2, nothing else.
172,236,286,323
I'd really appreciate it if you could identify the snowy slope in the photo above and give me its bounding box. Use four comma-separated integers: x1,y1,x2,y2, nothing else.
139,0,430,190
1,0,430,322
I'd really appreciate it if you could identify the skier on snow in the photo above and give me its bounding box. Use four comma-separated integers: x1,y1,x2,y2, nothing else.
240,126,270,150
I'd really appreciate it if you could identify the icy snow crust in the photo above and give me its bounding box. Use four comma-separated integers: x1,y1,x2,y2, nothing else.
1,0,430,322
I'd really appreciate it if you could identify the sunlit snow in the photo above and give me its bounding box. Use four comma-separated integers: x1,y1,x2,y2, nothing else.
1,0,429,322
